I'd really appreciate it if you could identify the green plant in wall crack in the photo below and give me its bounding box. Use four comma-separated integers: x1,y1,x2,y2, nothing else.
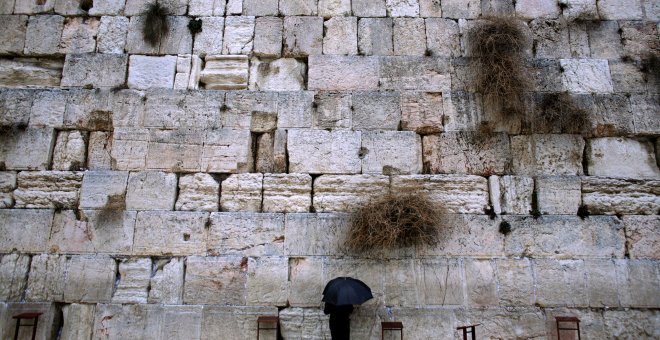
142,1,170,47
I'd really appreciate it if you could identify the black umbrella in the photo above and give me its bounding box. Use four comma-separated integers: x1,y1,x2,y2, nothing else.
322,277,373,306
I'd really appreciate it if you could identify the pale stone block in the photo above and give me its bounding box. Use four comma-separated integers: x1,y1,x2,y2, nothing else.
144,90,224,129
110,128,149,171
465,259,498,306
222,16,254,55
51,130,86,171
60,304,96,340
560,59,613,93
420,258,464,305
442,0,481,18
254,17,282,58
49,210,136,254
312,91,352,129
148,257,184,304
357,18,393,56
417,214,504,257
146,128,203,172
585,259,621,307
0,15,27,54
0,58,63,88
0,127,55,171
351,91,400,130
379,56,450,91
28,90,65,128
631,95,660,135
587,138,660,179
616,260,660,308
597,0,643,19
133,211,208,255
559,0,598,20
393,18,426,56
535,176,581,215
323,17,357,55
63,255,116,303
226,0,242,14
87,0,125,15
176,173,219,212
112,258,151,303
455,308,548,339
496,258,534,305
189,0,226,15
313,175,389,212
279,308,331,339
624,216,660,259
423,132,511,175
220,173,263,212
24,15,64,55
0,0,13,13
202,129,253,173
263,174,312,213
247,257,288,306
318,0,351,16
391,175,489,214
588,20,623,59
288,258,326,306
511,134,585,176
352,0,386,16
208,212,284,256
202,306,278,340
91,304,203,339
200,55,248,90
309,55,380,90
125,171,177,210
288,129,362,174
87,131,112,170
14,171,82,209
124,0,187,15
400,91,443,134
418,0,441,16
582,177,660,215
13,0,57,13
362,131,422,175
63,89,113,131
279,0,318,15
489,176,533,215
224,91,275,130
602,309,660,339
243,0,278,15
109,90,145,128
79,171,128,209
0,254,30,301
96,16,128,54
192,17,224,56
425,18,460,57
25,254,66,301
529,18,570,58
249,58,306,91
184,256,248,305
0,90,32,127
0,171,16,209
385,0,420,17
58,17,99,53
514,0,560,18
533,259,588,307
128,55,176,90
62,53,128,88
283,16,323,57
277,92,313,128
285,213,350,256
255,133,274,172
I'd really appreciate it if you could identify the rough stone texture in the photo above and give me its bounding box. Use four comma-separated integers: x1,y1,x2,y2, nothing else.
283,16,323,57
288,129,362,174
263,174,312,213
630,95,660,135
28,90,65,128
0,89,33,126
624,216,660,259
587,138,660,179
417,214,505,257
597,0,643,20
312,91,351,129
247,256,288,306
200,55,248,90
489,175,534,215
0,254,30,301
249,58,306,91
529,18,570,58
535,176,581,215
133,211,208,255
400,91,443,134
202,306,278,340
112,258,151,304
284,213,350,256
128,55,176,90
254,17,283,58
220,173,263,212
52,130,87,171
515,0,560,18
184,256,248,305
49,210,136,254
560,59,614,93
308,55,379,90
418,0,442,17
279,0,318,15
176,173,219,212
357,18,393,56
313,175,389,212
391,175,489,214
222,91,276,129
14,171,82,209
91,304,203,339
0,58,64,88
393,18,426,56
385,0,420,17
63,255,116,303
380,56,451,91
0,127,56,170
242,0,278,15
110,128,149,171
323,17,358,55
124,0,187,15
582,177,660,215
255,133,274,172
222,16,255,55
24,254,66,301
189,0,226,15
126,16,192,55
24,15,64,55
208,212,284,256
192,16,224,56
425,18,460,57
423,132,511,175
0,15,27,54
352,91,400,130
534,259,588,307
58,17,99,54
87,0,125,15
511,134,585,176
362,131,422,175
0,209,52,253
59,303,96,340
125,171,177,210
465,259,498,306
318,0,351,17
79,171,128,209
0,171,16,209
148,257,184,304
63,89,113,131
441,0,480,18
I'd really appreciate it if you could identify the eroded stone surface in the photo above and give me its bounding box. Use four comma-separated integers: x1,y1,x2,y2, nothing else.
351,91,401,130
200,55,248,90
308,55,379,90
313,175,389,212
208,212,285,256
249,58,306,91
247,256,289,306
133,211,208,255
535,176,581,215
263,174,312,213
0,15,27,54
63,255,116,303
79,171,128,209
511,134,585,176
49,210,136,254
128,55,176,90
624,215,660,259
148,258,184,304
0,128,56,171
582,177,660,215
112,258,151,304
184,256,248,305
361,131,422,175
587,138,660,179
60,303,96,340
0,254,30,301
176,173,219,212
288,129,362,174
52,130,87,171
220,173,263,212
489,175,534,215
423,132,511,175
283,16,323,57
254,17,283,58
222,16,255,55
357,17,393,56
14,171,82,209
391,175,489,214
125,171,177,211
323,17,358,55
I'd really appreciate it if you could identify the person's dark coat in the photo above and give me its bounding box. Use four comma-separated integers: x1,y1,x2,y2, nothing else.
323,303,354,340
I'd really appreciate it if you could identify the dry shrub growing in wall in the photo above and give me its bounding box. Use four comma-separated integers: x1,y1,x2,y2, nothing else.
535,92,591,135
346,192,443,252
142,1,170,47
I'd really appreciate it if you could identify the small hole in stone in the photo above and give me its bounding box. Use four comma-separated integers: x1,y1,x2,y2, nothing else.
183,233,190,241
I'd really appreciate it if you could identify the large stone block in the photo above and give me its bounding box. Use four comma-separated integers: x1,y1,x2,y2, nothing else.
24,254,66,302
393,18,426,56
249,58,306,91
284,213,351,256
357,17,393,56
535,176,581,215
582,177,660,215
148,257,184,304
597,0,643,19
533,259,588,307
288,129,362,174
380,56,451,91
312,91,352,129
351,91,400,130
602,309,660,339
0,127,55,170
58,17,99,53
133,211,208,255
112,258,151,304
400,91,443,134
391,175,489,214
277,92,313,128
425,18,460,57
189,0,226,15
222,16,254,55
511,134,585,176
624,216,660,259
586,138,660,179
254,16,283,58
24,15,64,55
488,175,534,215
52,130,87,171
192,17,224,56
79,171,128,209
288,258,326,306
313,175,389,212
263,174,312,213
243,0,278,15
423,132,511,175
125,171,177,210
352,0,386,16
199,55,248,90
109,90,145,128
110,128,149,170
144,89,224,129
62,89,114,131
279,0,318,15
146,128,203,172
208,212,285,256
442,0,481,18
362,131,422,175
0,254,30,301
201,306,278,340
560,59,613,93
128,55,176,90
59,303,96,340
630,95,660,135
126,15,192,54
176,173,219,212
61,53,127,88
0,89,33,127
87,0,125,15
247,256,289,306
417,214,505,257
419,258,465,306
14,171,82,209
282,16,323,57
184,256,248,305
615,260,660,308
495,258,535,306
220,173,263,212
279,308,331,339
63,255,116,303
0,171,16,208
223,91,277,128
323,17,358,55
0,15,27,54
92,304,203,340
49,209,135,254
28,90,66,128
465,259,498,306
0,57,63,88
318,0,351,17
385,0,420,17
308,55,379,90
202,129,253,173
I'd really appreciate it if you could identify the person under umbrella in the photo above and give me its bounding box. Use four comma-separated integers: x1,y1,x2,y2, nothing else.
322,277,374,340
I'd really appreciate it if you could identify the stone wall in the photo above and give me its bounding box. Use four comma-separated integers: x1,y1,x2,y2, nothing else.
0,0,659,339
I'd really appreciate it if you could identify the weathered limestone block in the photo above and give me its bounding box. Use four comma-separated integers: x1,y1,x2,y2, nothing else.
582,177,660,215
208,212,284,256
0,58,64,87
0,0,12,13
362,131,422,175
323,17,357,55
583,259,621,307
417,214,504,257
273,130,287,173
357,18,393,56
288,129,362,174
24,15,64,55
143,90,223,129
222,16,254,55
249,58,306,91
111,128,149,171
602,309,660,339
533,259,588,307
175,173,219,212
528,18,570,58
220,173,263,212
96,16,128,54
61,53,127,88
313,175,389,212
279,308,331,339
222,91,276,129
0,127,55,170
125,171,177,210
630,95,660,135
255,133,275,172
0,89,33,126
25,254,66,301
587,138,660,179
243,0,278,15
489,176,534,215
109,90,145,129
58,17,99,53
49,210,136,254
352,91,400,130
560,59,613,93
87,132,112,170
60,304,96,340
112,258,151,304
597,0,643,19
385,0,420,17
14,171,82,209
202,306,278,340
308,55,379,90
285,213,350,256
63,255,116,303
282,16,323,57
425,18,460,57
124,0,187,15
615,260,660,308
253,17,282,58
184,256,248,305
287,258,325,306
511,134,585,176
0,15,27,54
380,56,450,91
442,0,481,18
318,0,351,16
52,130,87,170
495,258,535,306
0,171,16,208
189,0,225,15
79,171,128,209
352,0,386,16
247,257,288,306
456,308,548,339
263,174,312,213
391,175,489,214
418,0,442,16
202,129,253,173
0,254,30,301
226,0,242,14
29,90,66,128
200,55,248,90
393,18,426,56
399,91,443,134
558,0,598,20
588,20,623,59
133,211,208,255
535,176,581,215
624,216,660,259
465,259,498,306
13,0,57,13
62,89,113,131
423,132,511,175
620,21,658,59
280,0,318,15
148,257,184,304
608,61,647,93
146,128,203,172
312,91,351,129
86,0,125,15
418,258,464,306
192,17,224,56
515,0,560,18
128,55,176,90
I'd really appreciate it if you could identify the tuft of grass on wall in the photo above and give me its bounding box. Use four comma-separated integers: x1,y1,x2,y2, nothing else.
142,1,170,47
535,92,591,135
